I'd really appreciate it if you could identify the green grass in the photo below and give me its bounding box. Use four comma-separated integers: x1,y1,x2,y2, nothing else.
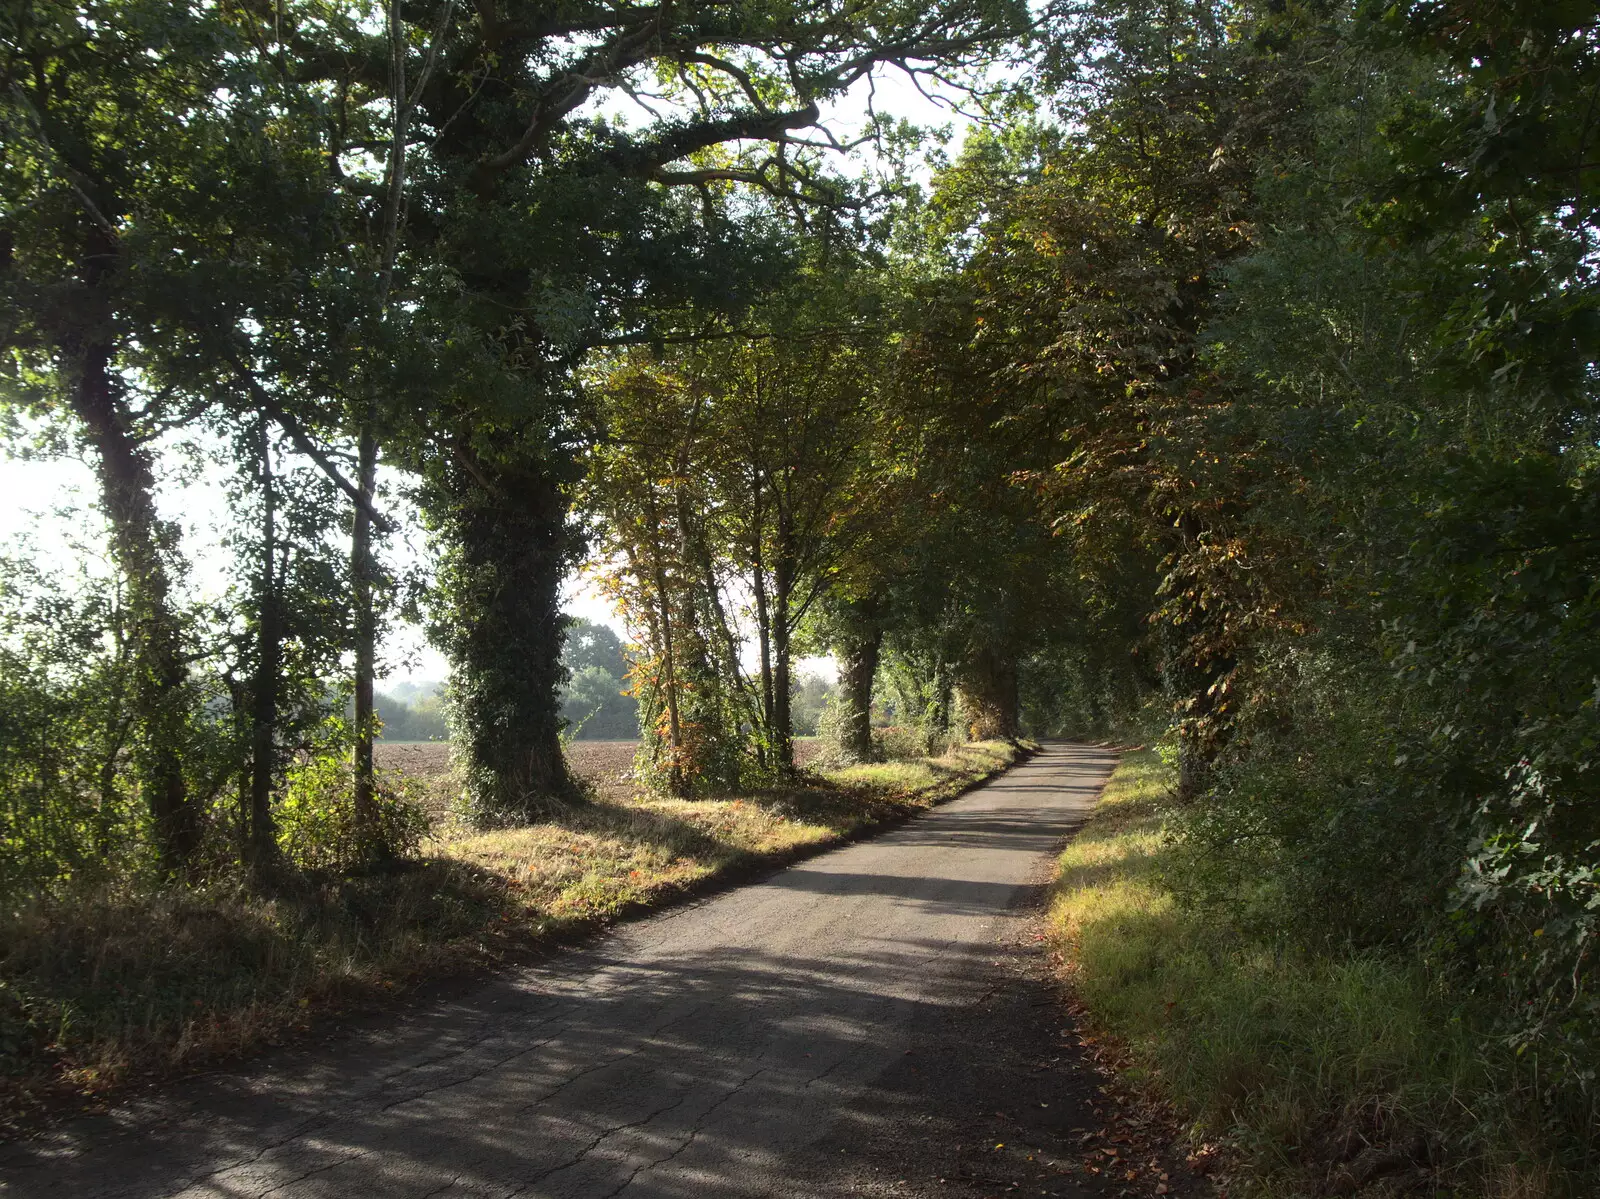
1047,750,1569,1199
0,739,1028,1129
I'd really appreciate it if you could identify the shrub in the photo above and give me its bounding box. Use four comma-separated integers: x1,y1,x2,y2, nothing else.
875,724,943,761
276,754,431,872
1050,750,1585,1196
810,691,870,768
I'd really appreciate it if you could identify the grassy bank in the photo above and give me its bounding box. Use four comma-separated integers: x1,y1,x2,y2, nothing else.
1,739,1027,1130
1046,750,1570,1199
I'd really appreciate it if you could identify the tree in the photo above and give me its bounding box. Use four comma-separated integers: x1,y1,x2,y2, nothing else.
1177,0,1600,1053
373,689,449,741
790,671,836,737
4,0,437,877
0,0,242,873
563,618,629,680
5,0,1035,846
894,2,1317,782
559,618,639,739
587,262,893,786
367,0,1029,820
816,591,888,761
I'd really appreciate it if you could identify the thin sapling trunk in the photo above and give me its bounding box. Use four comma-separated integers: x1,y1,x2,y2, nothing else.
247,418,282,875
351,420,380,855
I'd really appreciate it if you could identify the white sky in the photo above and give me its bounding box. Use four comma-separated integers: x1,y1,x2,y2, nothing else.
0,64,983,687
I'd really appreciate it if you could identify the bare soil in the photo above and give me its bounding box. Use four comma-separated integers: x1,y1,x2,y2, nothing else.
377,738,824,807
373,740,454,779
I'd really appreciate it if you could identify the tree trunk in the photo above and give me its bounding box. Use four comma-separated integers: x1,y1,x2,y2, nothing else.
69,333,198,876
748,465,774,768
772,605,793,772
770,508,795,773
351,419,381,856
959,643,1020,741
836,617,882,764
752,552,774,763
347,0,416,858
1167,626,1236,803
446,458,575,822
1162,515,1238,803
927,658,955,755
246,419,282,874
650,554,688,798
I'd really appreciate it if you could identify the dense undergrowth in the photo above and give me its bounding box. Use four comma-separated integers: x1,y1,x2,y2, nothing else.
0,739,1026,1132
1048,751,1597,1199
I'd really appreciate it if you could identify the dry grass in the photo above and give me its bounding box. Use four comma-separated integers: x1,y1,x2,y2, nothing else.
1,737,1025,1132
0,862,512,1119
441,738,1025,925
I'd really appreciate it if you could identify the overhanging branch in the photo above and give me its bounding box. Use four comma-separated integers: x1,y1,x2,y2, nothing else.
230,360,398,533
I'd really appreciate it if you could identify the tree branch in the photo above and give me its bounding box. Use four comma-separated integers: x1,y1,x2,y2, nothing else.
677,51,772,113
476,18,666,178
596,101,821,177
5,81,118,236
230,361,398,533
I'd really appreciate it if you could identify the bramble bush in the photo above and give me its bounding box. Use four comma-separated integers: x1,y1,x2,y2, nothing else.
276,752,432,873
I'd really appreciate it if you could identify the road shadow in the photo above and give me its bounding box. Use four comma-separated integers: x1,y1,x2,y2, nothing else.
1,742,1137,1199
1,939,1083,1197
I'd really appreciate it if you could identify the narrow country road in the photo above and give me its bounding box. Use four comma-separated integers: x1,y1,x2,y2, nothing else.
1,743,1123,1199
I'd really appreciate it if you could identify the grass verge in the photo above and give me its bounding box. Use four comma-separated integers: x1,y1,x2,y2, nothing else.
0,738,1029,1133
1046,750,1570,1199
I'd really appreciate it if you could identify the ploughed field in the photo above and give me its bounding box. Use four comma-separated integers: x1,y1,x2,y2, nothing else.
377,738,825,808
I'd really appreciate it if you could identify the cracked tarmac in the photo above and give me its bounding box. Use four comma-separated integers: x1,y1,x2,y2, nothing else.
0,743,1126,1199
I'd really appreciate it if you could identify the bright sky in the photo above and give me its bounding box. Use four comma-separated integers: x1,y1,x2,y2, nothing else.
0,62,984,687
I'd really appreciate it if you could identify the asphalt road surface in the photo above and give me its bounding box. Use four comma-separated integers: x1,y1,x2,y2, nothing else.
1,742,1126,1199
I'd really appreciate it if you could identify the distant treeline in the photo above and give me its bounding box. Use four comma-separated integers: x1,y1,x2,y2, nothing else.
372,685,447,742
552,619,639,740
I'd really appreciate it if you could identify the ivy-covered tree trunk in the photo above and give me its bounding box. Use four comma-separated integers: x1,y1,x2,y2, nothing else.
1160,517,1242,803
68,300,197,876
750,527,775,772
443,459,575,823
1163,619,1237,803
926,658,955,755
648,554,689,799
770,523,795,774
772,606,793,772
753,604,774,765
835,617,883,764
959,642,1020,741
